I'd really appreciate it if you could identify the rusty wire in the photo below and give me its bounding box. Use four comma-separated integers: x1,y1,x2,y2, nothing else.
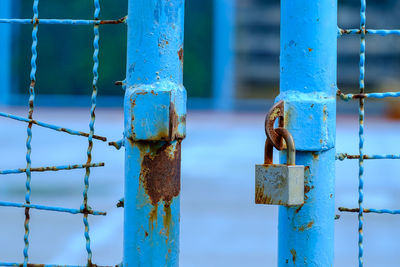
0,0,127,266
337,1,400,266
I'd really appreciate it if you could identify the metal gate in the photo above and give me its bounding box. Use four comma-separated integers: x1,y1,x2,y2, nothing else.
0,0,185,266
1,0,399,266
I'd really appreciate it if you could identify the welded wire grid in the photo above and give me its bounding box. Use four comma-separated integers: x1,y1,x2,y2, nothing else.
337,0,400,266
0,1,125,266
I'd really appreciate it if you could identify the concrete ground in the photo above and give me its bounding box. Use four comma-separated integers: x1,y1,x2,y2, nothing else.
0,107,400,267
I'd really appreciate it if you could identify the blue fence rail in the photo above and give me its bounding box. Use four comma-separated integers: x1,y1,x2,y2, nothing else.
278,0,400,266
122,1,186,266
276,1,337,266
0,0,125,266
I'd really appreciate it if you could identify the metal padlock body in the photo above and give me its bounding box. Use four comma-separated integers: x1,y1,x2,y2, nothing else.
255,128,304,206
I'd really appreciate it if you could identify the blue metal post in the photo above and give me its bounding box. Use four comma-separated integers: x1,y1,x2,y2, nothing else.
0,0,11,105
213,0,236,110
124,1,186,266
277,1,337,266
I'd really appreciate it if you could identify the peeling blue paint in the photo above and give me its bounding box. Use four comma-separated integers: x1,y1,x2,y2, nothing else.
124,1,186,266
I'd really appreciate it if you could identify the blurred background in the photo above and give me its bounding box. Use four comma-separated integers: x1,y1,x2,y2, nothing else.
1,0,400,266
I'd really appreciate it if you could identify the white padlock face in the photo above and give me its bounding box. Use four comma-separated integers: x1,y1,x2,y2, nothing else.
255,164,304,206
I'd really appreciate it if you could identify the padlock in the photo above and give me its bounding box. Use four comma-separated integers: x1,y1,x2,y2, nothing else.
255,127,304,206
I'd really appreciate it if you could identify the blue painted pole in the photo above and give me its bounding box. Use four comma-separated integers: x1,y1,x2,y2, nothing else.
0,0,11,105
124,1,186,266
277,1,337,266
213,0,236,110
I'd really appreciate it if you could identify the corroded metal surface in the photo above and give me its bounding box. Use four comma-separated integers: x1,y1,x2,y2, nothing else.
0,163,104,175
255,164,304,206
0,112,107,141
140,141,181,206
265,100,284,150
256,128,304,206
123,1,186,266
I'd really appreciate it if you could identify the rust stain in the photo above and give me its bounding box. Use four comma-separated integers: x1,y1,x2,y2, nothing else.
109,141,122,150
339,207,371,213
140,141,181,235
255,184,284,205
145,231,149,237
149,205,158,232
163,201,172,239
340,154,371,160
130,98,137,140
31,18,39,25
169,103,181,141
16,163,104,173
304,185,311,194
323,105,327,122
303,166,312,201
304,185,314,200
178,48,184,65
312,152,319,160
290,249,297,264
116,199,124,208
295,204,304,214
266,101,285,150
297,220,314,232
99,16,127,24
24,207,30,224
255,185,271,204
136,91,148,95
129,98,184,142
30,80,36,88
308,48,313,52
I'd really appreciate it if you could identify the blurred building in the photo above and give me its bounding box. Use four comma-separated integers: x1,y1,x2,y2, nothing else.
235,0,400,100
1,0,400,111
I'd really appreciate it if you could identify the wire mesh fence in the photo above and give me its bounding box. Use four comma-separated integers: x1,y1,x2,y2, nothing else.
0,1,125,266
337,0,400,266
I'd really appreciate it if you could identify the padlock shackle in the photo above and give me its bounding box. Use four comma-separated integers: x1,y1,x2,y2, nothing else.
264,139,274,165
276,127,296,165
264,127,296,165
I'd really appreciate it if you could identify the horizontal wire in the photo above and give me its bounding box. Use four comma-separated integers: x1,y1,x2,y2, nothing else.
339,28,400,36
0,201,106,216
0,17,126,25
0,162,104,175
336,153,400,161
339,207,400,215
337,89,400,101
0,262,122,267
0,112,107,141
